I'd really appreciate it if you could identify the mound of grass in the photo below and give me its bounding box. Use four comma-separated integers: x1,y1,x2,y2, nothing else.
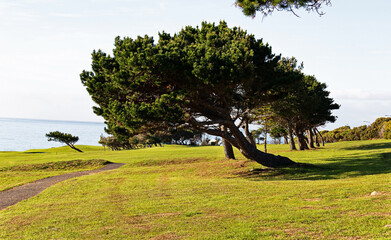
0,159,111,172
0,159,112,192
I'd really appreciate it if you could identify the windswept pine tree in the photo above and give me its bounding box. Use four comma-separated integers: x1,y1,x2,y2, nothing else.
81,22,297,168
46,131,82,152
270,58,339,150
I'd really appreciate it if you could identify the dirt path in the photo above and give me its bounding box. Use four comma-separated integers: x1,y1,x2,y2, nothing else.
0,163,125,211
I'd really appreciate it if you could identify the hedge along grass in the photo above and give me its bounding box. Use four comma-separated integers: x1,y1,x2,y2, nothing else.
0,140,390,239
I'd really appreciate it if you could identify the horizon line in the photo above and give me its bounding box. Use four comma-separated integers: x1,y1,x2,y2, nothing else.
0,117,104,124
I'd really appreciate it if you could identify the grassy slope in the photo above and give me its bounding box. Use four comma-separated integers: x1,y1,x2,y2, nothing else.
0,140,390,239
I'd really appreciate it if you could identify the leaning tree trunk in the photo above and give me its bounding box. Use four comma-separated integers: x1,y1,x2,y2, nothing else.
237,140,295,168
243,118,256,146
222,139,235,159
288,122,297,151
314,128,325,146
191,119,296,168
314,128,320,147
283,136,289,144
294,129,309,151
68,144,83,152
221,125,235,159
226,123,296,168
307,129,316,149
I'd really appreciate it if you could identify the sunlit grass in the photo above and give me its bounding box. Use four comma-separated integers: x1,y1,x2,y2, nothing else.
1,140,391,239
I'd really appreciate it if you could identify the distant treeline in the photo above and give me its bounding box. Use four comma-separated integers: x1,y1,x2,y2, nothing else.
99,129,217,151
320,117,391,143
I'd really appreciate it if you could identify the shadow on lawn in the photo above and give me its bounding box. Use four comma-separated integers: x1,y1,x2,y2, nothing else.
237,143,391,181
342,142,391,151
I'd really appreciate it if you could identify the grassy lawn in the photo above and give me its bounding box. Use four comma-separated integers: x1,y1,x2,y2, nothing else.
0,140,391,239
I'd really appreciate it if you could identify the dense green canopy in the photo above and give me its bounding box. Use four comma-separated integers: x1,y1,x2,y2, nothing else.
270,58,339,149
81,21,296,167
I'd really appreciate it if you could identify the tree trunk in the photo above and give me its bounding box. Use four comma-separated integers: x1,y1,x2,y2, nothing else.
314,128,320,147
222,139,235,159
238,141,295,168
264,121,268,153
288,122,297,150
297,135,307,150
283,136,289,144
314,128,325,146
294,129,308,150
221,125,235,159
243,118,256,146
191,119,296,168
307,129,315,149
225,123,296,168
68,144,83,152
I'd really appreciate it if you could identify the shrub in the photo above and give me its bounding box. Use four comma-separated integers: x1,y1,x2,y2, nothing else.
384,121,391,139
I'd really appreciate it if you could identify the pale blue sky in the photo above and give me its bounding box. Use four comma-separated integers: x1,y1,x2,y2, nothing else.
1,0,390,129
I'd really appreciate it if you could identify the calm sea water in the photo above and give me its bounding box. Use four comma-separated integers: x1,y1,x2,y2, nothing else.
0,118,106,151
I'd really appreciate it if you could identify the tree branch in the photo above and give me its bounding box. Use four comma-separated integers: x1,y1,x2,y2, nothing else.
188,117,239,148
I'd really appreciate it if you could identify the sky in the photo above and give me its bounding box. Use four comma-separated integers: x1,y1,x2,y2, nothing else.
0,0,390,130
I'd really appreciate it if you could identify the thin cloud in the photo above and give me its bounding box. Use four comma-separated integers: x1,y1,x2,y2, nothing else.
49,13,83,18
331,89,391,101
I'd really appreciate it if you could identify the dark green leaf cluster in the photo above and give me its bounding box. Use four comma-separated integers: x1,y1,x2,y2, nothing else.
270,126,288,139
169,129,203,145
81,21,285,139
271,57,339,130
46,131,82,152
235,0,331,17
46,131,79,145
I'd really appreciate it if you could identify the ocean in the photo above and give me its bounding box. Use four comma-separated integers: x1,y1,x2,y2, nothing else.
0,118,106,151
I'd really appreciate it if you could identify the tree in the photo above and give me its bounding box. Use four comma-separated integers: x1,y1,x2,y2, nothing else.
235,0,331,17
46,131,82,152
251,128,264,144
268,57,303,150
270,126,288,144
270,58,339,150
322,126,350,143
99,135,128,150
384,121,391,139
250,106,275,153
291,75,339,149
370,117,391,138
221,125,236,159
81,21,296,168
169,128,202,145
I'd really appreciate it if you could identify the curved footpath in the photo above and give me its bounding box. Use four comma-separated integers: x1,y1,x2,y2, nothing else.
0,163,125,211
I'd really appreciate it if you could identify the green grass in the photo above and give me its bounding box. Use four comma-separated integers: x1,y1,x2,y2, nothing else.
1,140,391,239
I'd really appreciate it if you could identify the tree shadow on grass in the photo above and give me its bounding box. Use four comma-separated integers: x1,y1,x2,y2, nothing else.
342,142,391,151
237,149,391,181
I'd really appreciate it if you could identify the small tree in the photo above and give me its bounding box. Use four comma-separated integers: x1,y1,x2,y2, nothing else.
270,126,288,144
46,131,83,152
